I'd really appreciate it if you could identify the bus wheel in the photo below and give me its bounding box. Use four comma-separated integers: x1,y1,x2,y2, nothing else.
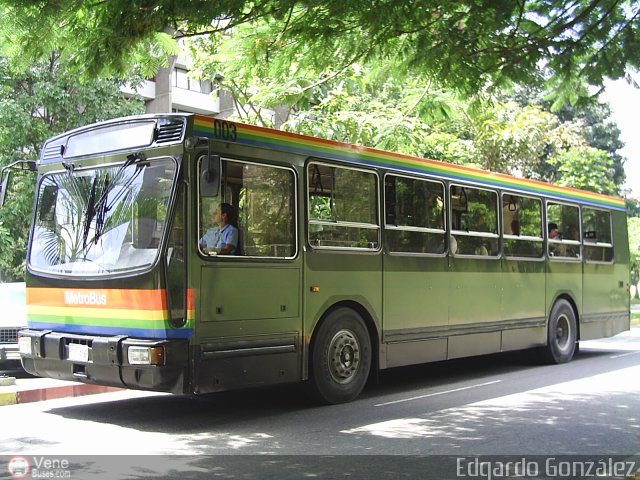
541,299,577,364
308,307,372,404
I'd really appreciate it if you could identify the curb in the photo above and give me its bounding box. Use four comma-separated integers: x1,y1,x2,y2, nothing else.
0,391,17,406
0,382,122,406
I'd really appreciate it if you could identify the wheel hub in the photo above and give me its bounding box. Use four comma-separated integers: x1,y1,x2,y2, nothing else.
555,314,570,350
328,329,361,384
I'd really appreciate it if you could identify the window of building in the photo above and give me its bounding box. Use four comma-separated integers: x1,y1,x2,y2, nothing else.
384,174,446,254
547,202,581,259
174,68,190,90
307,162,379,250
582,207,613,262
450,185,499,256
173,67,214,94
502,194,543,259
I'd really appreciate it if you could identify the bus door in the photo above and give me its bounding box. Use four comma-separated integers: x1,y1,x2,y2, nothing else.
447,185,502,358
381,174,449,368
581,207,625,338
304,161,383,365
546,202,583,321
195,157,302,393
500,194,546,349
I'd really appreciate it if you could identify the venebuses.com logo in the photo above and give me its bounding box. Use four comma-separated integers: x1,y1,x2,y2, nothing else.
7,456,72,478
7,457,30,479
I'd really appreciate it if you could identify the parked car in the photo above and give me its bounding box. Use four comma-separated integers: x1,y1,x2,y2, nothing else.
0,282,26,372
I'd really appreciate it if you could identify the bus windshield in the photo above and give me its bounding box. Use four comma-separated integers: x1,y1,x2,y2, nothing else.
29,157,177,276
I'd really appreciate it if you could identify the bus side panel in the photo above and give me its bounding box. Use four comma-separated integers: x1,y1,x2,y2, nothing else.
449,257,502,325
501,258,547,350
446,257,503,359
582,263,630,340
546,261,582,324
193,263,302,394
383,254,449,368
303,251,382,366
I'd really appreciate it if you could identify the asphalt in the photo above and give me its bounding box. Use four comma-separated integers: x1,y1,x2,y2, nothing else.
1,304,638,407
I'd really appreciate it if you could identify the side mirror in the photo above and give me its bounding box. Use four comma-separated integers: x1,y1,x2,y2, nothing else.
0,179,6,208
0,160,36,207
199,154,221,197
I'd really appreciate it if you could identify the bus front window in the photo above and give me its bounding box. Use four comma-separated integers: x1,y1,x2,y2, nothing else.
29,157,177,276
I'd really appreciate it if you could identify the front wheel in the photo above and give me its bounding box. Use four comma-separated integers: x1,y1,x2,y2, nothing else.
540,299,577,364
307,307,372,404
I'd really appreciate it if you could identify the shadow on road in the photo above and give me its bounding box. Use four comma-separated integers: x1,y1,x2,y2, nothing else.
46,340,639,438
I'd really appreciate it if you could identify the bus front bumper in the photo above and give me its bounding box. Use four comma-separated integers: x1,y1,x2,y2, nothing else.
18,329,190,394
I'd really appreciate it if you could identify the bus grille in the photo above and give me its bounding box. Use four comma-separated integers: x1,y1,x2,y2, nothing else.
42,142,64,162
155,120,184,144
0,327,20,344
64,338,93,347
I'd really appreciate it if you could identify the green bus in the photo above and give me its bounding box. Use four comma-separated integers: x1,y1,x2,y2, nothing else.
16,113,630,404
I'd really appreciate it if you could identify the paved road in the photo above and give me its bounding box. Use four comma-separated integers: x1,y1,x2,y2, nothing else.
1,328,640,479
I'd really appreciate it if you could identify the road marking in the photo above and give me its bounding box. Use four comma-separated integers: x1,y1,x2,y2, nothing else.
374,380,502,407
609,351,640,359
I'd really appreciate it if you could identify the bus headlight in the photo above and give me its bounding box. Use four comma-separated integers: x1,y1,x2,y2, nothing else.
127,346,165,365
18,336,32,355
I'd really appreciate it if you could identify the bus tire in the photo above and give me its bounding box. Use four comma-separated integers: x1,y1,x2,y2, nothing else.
540,299,577,364
308,307,371,404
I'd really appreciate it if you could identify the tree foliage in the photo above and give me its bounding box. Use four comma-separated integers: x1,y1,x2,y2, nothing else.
1,0,638,102
0,54,145,281
0,0,634,280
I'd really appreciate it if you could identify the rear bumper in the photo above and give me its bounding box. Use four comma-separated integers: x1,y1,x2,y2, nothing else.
18,329,190,394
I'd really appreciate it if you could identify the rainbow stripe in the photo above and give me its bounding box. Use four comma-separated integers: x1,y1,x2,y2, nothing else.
26,288,194,339
193,115,626,211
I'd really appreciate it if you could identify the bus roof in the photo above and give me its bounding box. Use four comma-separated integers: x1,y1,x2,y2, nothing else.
193,114,625,212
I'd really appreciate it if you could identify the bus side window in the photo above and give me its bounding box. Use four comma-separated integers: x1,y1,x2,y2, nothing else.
308,162,379,250
547,202,581,260
450,185,499,257
198,159,296,259
582,207,613,262
384,174,445,254
502,194,543,259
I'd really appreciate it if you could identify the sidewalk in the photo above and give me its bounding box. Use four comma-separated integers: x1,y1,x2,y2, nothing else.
0,376,122,406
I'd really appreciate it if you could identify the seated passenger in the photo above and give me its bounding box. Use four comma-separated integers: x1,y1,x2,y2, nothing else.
200,203,239,255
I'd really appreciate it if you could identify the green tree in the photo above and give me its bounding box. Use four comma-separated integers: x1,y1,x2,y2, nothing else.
192,24,628,196
547,146,619,195
626,197,640,218
0,54,144,281
553,100,626,187
1,0,639,103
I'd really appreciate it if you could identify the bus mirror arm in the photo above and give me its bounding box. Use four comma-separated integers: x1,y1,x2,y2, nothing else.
0,160,37,207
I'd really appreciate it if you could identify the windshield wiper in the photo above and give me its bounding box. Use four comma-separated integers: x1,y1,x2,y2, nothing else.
82,176,99,249
81,153,146,249
92,174,111,244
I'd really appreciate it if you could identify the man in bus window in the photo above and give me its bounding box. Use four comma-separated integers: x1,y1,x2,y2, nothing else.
200,203,239,255
548,222,563,257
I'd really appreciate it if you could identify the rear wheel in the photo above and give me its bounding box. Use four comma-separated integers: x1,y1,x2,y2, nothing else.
540,299,577,364
308,307,372,404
